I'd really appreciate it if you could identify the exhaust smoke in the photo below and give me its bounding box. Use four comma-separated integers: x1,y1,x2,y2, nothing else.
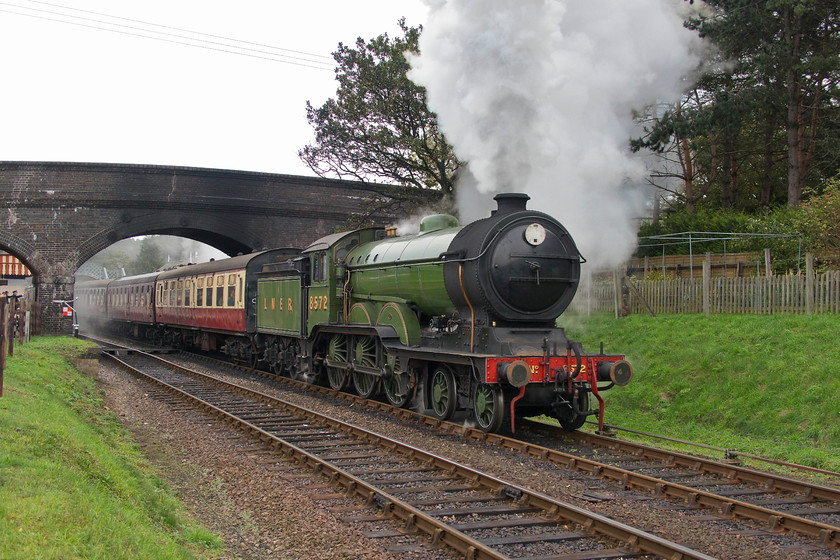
409,0,706,270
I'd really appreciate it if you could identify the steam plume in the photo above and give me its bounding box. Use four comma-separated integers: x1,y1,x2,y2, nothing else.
409,0,705,269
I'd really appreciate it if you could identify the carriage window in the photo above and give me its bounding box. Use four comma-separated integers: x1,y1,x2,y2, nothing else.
228,274,235,285
205,287,213,306
196,285,204,306
227,285,235,307
215,286,224,307
238,276,243,305
217,276,224,287
197,277,204,288
184,281,191,307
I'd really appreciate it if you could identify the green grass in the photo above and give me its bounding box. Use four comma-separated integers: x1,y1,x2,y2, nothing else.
0,337,223,560
558,313,840,473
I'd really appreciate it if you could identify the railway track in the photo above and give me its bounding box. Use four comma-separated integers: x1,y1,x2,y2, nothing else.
83,334,839,556
520,420,840,549
168,348,840,554
101,346,714,560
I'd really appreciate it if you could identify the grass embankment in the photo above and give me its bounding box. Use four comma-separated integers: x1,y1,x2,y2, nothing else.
0,337,223,560
559,314,840,472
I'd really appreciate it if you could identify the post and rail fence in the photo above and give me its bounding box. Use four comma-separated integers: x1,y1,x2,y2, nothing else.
570,252,840,317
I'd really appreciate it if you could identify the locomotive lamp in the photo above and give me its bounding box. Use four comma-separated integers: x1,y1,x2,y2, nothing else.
525,223,546,245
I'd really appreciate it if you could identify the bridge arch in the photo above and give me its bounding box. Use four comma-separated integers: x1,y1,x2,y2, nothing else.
0,232,37,271
76,222,255,266
0,161,414,334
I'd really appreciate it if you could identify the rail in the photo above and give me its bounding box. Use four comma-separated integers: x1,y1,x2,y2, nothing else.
102,347,715,560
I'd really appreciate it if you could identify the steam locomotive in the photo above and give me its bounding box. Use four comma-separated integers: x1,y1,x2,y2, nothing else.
75,193,631,433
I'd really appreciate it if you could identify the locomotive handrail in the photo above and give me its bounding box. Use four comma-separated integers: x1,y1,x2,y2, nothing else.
439,215,583,265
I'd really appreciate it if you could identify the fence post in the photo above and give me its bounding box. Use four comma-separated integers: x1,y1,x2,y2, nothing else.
806,252,814,314
16,298,24,346
613,268,630,319
613,270,619,318
24,305,30,342
703,253,711,317
0,299,6,397
7,298,13,358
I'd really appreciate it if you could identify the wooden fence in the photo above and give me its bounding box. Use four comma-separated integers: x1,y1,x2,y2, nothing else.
569,253,840,316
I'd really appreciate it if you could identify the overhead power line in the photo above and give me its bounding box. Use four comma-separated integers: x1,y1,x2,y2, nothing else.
0,0,336,71
26,0,334,61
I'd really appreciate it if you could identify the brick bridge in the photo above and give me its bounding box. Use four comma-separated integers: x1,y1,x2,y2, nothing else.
0,161,416,334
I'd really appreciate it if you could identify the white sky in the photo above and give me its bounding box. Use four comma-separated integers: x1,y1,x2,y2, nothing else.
0,0,429,176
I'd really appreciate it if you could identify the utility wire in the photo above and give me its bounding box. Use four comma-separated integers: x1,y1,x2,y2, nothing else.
0,1,335,71
23,0,334,62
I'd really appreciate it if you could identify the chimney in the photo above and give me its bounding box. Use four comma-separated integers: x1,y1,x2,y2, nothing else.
493,193,530,216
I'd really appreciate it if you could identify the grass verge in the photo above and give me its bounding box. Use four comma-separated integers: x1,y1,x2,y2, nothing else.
558,313,840,474
0,336,224,560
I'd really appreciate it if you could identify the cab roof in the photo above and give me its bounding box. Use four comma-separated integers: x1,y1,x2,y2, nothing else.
302,228,384,254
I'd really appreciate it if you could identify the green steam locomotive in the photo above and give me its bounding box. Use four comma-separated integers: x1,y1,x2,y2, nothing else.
254,193,631,432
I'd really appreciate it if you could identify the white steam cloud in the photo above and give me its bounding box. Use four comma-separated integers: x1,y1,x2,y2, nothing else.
408,0,705,270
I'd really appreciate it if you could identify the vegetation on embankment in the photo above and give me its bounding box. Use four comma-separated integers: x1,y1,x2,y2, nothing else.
559,313,840,472
0,337,223,560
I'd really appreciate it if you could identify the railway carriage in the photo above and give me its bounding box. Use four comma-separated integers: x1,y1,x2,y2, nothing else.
154,249,298,360
74,278,112,332
107,272,158,329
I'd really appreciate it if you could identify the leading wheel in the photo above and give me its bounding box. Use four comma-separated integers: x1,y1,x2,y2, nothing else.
429,365,457,420
352,336,379,398
473,383,505,432
557,391,589,432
